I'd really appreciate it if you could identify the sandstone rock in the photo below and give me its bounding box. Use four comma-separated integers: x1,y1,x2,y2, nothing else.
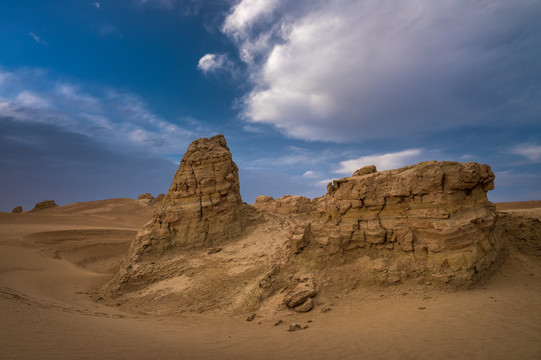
290,223,311,254
311,160,499,285
105,135,259,293
284,281,316,308
156,193,165,202
137,193,155,201
353,165,377,176
253,195,316,216
294,297,314,312
11,206,23,213
31,200,58,212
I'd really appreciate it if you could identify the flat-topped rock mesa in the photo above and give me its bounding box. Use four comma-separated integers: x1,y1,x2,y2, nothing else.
311,161,500,284
31,200,58,212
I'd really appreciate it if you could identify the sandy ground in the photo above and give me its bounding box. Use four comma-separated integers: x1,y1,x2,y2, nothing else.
1,199,541,359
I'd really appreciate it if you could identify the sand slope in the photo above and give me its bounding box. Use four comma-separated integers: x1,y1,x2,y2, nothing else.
1,199,541,359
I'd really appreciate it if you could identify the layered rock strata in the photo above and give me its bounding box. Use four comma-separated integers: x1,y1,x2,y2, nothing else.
305,161,501,284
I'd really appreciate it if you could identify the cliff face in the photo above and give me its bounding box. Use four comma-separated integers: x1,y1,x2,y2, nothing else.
304,161,501,284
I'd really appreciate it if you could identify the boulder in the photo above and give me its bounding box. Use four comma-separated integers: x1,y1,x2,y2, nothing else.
11,206,23,213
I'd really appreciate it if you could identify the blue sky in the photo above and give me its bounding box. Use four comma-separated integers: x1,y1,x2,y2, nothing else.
1,0,540,211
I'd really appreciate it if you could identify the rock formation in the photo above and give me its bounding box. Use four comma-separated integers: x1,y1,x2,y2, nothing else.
102,135,512,315
137,193,155,201
11,206,23,213
104,135,258,293
31,200,58,212
253,195,316,217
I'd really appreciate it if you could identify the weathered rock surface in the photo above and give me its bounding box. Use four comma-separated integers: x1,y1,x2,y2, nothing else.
31,200,58,212
137,193,155,201
11,206,23,213
253,195,316,216
102,135,514,316
308,161,500,284
105,135,259,293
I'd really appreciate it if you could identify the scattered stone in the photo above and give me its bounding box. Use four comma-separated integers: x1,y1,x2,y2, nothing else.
11,206,23,213
246,313,256,322
303,325,309,329
294,297,314,312
288,324,303,332
284,281,316,308
207,247,222,254
321,307,332,313
274,320,283,326
307,320,312,323
418,307,426,310
31,200,58,212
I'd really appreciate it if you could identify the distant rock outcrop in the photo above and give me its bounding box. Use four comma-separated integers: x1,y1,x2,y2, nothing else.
11,206,23,213
137,193,155,201
31,200,58,212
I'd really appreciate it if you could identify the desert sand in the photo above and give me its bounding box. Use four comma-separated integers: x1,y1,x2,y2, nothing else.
0,197,540,359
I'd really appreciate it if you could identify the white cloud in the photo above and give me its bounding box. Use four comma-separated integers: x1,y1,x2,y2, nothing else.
302,170,317,178
94,2,100,8
511,144,541,161
197,53,235,75
222,0,280,39
29,32,47,45
15,91,51,108
335,149,422,175
216,0,541,141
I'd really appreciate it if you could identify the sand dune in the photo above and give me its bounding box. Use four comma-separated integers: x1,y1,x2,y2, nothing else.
1,198,541,359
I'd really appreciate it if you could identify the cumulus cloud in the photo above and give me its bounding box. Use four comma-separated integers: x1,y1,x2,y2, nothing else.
511,144,541,161
217,0,541,142
222,0,280,38
335,149,422,175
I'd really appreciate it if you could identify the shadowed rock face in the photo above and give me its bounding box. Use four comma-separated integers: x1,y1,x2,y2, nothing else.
11,206,23,213
31,200,58,212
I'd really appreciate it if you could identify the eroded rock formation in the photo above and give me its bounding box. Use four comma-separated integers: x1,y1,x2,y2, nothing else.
11,206,23,213
105,135,258,293
31,200,58,212
102,135,516,315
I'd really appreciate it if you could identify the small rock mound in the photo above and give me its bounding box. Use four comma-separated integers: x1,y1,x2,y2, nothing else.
353,165,377,176
11,206,23,213
137,193,155,201
31,200,58,212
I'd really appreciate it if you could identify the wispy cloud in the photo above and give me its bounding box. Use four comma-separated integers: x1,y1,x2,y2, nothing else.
93,2,101,8
0,69,200,157
335,149,423,175
29,32,47,45
197,53,236,76
511,143,541,161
